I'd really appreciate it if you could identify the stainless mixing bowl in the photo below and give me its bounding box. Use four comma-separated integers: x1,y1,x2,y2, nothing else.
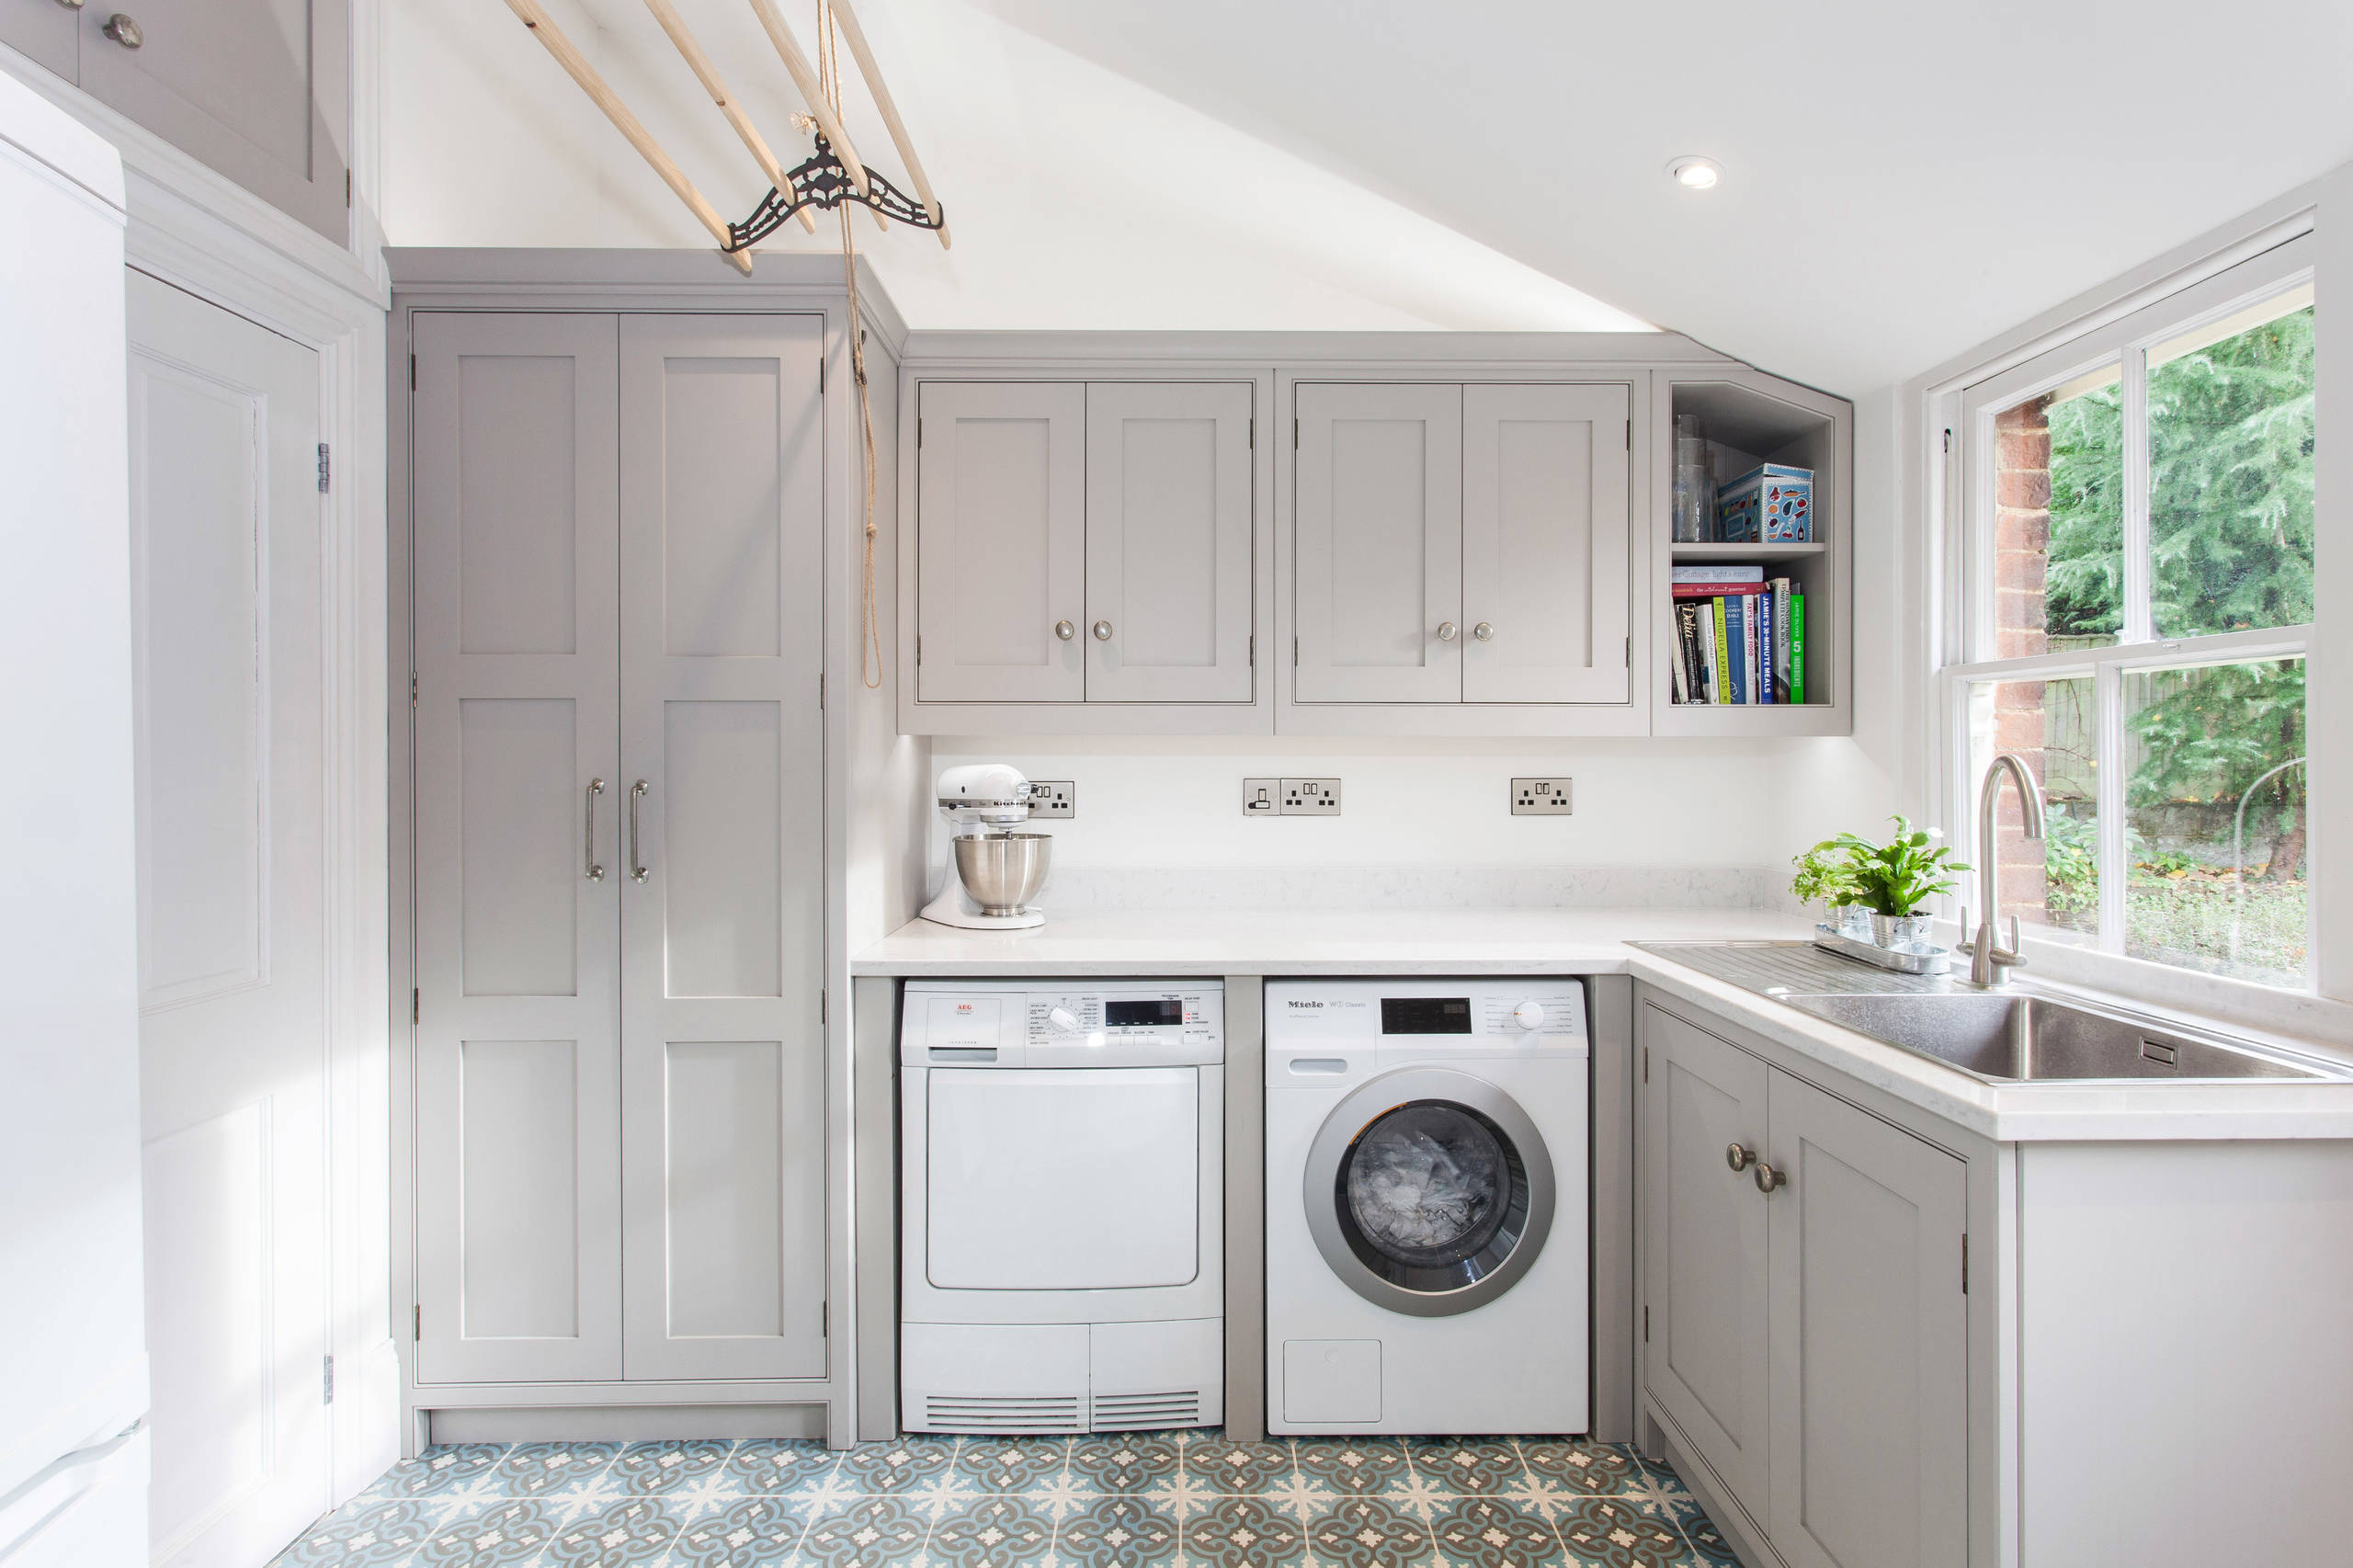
952,833,1051,915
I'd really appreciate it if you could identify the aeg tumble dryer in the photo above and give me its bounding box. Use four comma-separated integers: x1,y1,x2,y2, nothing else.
900,979,1223,1433
1265,978,1589,1434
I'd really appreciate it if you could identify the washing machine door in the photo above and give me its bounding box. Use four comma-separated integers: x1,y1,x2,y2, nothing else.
1302,1066,1556,1318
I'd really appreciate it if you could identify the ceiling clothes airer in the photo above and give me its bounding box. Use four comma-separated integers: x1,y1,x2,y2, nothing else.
499,0,948,686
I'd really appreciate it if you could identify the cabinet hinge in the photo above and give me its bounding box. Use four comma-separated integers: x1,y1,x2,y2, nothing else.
411,671,418,709
917,418,923,448
1943,427,1953,454
1292,636,1300,666
413,1303,422,1341
818,674,825,710
1643,1046,1650,1083
1643,1304,1650,1343
412,988,420,1025
1624,634,1631,666
322,1354,335,1404
821,988,827,1025
1961,1233,1969,1294
1292,417,1299,449
822,1302,828,1337
317,443,331,494
345,169,353,209
410,354,417,391
819,356,825,394
1248,417,1255,450
1248,635,1255,667
916,636,923,665
1626,422,1631,449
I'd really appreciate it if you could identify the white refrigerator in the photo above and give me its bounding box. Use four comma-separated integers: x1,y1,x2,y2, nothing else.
0,68,152,1568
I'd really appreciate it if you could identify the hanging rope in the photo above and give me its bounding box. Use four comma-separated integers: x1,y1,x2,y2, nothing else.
813,0,885,689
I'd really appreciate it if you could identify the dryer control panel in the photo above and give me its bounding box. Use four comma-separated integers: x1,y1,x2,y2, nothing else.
904,979,1224,1067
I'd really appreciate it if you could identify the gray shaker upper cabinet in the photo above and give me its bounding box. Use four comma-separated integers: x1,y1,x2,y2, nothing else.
60,0,349,241
915,381,1087,705
1290,381,1632,715
910,379,1259,722
1,0,77,80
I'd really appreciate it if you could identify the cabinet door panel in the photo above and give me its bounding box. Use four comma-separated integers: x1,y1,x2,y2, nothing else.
1642,1005,1769,1517
620,315,826,1382
1294,382,1461,702
412,312,622,1383
1766,1070,1967,1568
916,381,1085,702
75,0,347,241
1085,382,1254,702
1463,383,1631,703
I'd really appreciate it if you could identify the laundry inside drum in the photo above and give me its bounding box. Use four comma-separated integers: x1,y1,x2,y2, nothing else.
1345,1101,1510,1268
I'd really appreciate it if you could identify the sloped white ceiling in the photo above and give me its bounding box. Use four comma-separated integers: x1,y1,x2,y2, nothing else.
385,0,2353,388
384,0,1647,331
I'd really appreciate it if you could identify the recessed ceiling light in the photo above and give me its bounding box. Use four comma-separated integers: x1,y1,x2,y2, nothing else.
1668,156,1721,191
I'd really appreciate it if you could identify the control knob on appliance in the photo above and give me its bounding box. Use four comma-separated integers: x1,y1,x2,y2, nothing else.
1046,1006,1080,1035
1510,1000,1546,1032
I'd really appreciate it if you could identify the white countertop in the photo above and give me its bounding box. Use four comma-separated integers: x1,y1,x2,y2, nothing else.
855,907,2353,1142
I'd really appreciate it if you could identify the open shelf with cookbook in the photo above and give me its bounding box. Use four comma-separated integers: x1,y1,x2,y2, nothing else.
1649,369,1851,736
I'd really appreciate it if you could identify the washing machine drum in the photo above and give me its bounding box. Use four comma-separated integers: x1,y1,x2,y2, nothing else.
1305,1068,1557,1318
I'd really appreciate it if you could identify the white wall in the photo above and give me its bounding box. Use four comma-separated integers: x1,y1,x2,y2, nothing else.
929,737,1788,877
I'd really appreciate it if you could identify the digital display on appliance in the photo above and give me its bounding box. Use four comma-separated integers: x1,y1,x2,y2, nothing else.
1381,997,1472,1034
1106,999,1184,1028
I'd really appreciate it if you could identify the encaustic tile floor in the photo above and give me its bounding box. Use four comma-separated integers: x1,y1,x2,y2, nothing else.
268,1431,1735,1567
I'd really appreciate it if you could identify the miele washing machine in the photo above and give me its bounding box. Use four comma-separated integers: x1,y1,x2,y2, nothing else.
900,979,1223,1433
1265,978,1589,1434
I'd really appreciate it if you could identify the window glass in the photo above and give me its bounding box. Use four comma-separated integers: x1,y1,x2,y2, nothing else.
1992,366,2122,656
1966,675,2098,940
2146,292,2315,638
2121,656,2307,985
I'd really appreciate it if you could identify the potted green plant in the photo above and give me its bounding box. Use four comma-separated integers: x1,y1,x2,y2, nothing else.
1807,816,1971,950
1790,840,1870,937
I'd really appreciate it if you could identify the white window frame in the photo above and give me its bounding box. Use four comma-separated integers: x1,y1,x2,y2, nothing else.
1936,234,2316,986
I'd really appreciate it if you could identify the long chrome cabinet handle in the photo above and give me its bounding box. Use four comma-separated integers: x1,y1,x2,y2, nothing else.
584,778,606,881
629,779,649,883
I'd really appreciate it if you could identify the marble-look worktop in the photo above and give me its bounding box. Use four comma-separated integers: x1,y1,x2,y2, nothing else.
854,907,2353,1142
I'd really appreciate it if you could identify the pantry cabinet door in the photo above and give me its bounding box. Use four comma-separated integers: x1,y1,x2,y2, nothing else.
1084,381,1255,703
1641,1004,1770,1521
916,381,1086,703
1293,382,1462,702
1764,1069,1968,1568
619,314,827,1383
1462,383,1631,703
74,0,348,241
410,312,623,1384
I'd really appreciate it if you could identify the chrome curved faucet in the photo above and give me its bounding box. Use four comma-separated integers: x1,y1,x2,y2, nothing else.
1960,754,2047,987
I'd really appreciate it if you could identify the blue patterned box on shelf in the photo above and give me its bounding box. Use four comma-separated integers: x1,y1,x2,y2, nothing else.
1719,463,1813,543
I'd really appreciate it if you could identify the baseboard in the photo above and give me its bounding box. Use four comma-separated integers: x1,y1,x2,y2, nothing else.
425,1403,829,1445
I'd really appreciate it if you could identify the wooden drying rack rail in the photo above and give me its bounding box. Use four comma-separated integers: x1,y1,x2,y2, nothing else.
499,0,949,273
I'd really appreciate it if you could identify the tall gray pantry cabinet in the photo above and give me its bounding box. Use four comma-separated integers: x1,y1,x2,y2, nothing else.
407,314,828,1404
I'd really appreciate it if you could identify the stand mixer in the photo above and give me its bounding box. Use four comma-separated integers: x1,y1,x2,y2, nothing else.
921,764,1052,930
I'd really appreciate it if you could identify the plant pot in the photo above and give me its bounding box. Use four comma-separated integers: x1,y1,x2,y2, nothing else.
1828,905,1872,939
1868,913,1935,951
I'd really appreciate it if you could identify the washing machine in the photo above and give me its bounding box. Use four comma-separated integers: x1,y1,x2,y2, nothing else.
1265,978,1588,1434
900,979,1223,1433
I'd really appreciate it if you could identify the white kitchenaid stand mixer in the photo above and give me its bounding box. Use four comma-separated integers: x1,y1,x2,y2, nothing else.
921,763,1052,930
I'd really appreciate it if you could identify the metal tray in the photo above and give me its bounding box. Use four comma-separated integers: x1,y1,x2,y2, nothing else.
1811,923,1954,976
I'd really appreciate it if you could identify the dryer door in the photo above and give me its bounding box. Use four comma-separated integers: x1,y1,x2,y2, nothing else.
1303,1067,1556,1317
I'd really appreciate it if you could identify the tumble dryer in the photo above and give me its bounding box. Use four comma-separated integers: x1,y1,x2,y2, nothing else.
1265,978,1588,1434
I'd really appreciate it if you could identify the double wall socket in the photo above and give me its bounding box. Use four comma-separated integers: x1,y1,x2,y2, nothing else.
1511,778,1574,815
1243,778,1343,815
1028,780,1075,818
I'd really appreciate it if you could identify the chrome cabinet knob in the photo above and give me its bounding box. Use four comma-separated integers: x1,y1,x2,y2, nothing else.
56,0,87,11
1054,619,1075,641
1725,1142,1756,1173
1472,621,1495,641
1755,1162,1787,1195
1436,621,1458,642
1092,619,1113,642
102,11,142,45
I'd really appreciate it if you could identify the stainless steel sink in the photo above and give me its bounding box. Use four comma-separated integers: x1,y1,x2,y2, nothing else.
1629,940,2341,1085
1778,991,2325,1082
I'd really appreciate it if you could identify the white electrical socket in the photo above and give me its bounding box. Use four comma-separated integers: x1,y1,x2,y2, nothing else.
1511,778,1574,814
1281,778,1342,815
1242,778,1280,816
1029,780,1075,818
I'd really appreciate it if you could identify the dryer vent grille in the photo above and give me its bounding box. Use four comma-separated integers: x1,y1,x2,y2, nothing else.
1091,1390,1203,1430
922,1394,1085,1433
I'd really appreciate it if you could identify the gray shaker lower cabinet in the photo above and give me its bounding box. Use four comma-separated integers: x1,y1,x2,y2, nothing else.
1639,995,1967,1568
